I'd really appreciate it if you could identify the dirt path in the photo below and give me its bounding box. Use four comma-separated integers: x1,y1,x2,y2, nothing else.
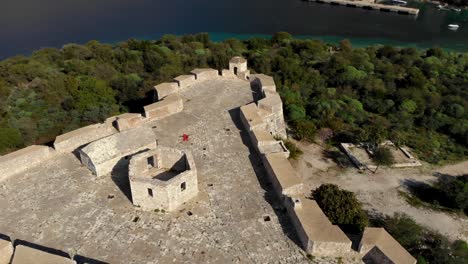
294,142,468,242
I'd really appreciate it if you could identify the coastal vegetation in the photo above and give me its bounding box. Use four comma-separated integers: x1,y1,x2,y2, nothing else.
0,32,467,165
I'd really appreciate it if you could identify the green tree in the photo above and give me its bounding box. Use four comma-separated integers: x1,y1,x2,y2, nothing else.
372,146,395,173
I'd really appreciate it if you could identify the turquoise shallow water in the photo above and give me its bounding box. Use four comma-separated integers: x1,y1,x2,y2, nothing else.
1,0,467,58
208,32,468,52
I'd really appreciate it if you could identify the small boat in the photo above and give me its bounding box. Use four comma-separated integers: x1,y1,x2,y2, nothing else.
448,24,460,30
451,8,461,12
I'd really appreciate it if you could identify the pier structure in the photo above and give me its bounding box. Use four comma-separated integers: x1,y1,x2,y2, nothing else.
305,0,420,15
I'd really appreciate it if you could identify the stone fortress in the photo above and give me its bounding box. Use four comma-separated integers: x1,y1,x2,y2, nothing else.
0,57,415,264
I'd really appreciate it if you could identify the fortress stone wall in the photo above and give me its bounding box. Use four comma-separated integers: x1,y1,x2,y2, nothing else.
0,56,414,262
0,145,56,183
129,147,198,212
79,126,157,177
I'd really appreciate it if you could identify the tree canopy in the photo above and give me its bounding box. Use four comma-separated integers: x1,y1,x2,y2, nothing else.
0,33,467,164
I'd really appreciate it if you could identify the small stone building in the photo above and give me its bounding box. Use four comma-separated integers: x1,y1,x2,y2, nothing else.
359,227,416,264
229,56,250,79
129,147,198,212
79,126,157,177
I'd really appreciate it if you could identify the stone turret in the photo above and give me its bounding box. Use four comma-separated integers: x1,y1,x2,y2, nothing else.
229,56,250,80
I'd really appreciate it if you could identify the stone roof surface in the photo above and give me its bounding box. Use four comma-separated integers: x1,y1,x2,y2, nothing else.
253,74,275,87
80,126,155,165
230,56,247,63
0,145,51,162
174,75,195,81
11,245,74,264
296,198,352,243
360,227,416,264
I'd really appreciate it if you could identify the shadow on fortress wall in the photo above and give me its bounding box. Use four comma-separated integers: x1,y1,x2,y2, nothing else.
74,255,109,264
227,107,303,250
111,158,133,202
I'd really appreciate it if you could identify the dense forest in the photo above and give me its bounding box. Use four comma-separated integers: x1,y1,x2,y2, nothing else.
0,33,467,163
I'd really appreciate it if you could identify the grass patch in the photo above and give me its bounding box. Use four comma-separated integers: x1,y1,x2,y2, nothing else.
284,139,303,160
398,190,461,215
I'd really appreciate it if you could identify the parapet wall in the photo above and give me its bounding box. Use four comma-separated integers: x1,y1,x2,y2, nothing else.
53,123,117,153
240,73,352,256
0,145,56,182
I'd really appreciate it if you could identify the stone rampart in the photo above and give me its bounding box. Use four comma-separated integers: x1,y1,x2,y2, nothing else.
174,75,196,89
0,145,56,182
154,82,178,101
250,129,289,158
79,126,157,177
53,123,117,153
11,244,76,264
285,197,352,256
262,153,304,199
129,147,198,212
191,68,219,81
106,113,144,132
144,93,184,121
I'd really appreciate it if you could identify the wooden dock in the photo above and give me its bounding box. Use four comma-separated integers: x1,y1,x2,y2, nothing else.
305,0,420,15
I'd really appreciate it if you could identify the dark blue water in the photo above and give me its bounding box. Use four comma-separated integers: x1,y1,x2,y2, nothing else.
1,0,467,59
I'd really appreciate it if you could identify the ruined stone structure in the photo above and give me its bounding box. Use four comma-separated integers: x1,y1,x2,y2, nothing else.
0,145,56,182
359,227,417,264
0,56,415,263
79,126,157,177
340,140,422,170
129,147,198,212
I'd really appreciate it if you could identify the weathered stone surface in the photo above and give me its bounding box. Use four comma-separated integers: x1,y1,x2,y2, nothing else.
106,113,144,132
191,68,219,81
0,145,56,182
252,74,277,95
144,93,183,121
229,56,248,74
79,126,157,177
286,197,352,256
11,245,75,264
174,74,196,89
129,147,198,212
53,123,117,153
154,82,178,101
0,79,311,263
262,153,303,199
221,69,237,79
0,237,13,264
359,227,416,264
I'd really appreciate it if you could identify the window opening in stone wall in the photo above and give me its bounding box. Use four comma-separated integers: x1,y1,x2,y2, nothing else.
148,188,153,197
234,67,238,75
147,156,155,169
181,182,186,191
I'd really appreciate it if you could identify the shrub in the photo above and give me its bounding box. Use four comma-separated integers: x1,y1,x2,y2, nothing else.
312,184,368,232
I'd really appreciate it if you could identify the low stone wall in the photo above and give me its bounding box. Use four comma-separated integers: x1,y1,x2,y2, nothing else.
0,145,56,182
174,75,196,89
191,68,219,81
53,123,117,153
154,82,178,101
79,126,157,177
106,113,144,132
144,94,184,121
221,69,237,79
262,153,304,199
